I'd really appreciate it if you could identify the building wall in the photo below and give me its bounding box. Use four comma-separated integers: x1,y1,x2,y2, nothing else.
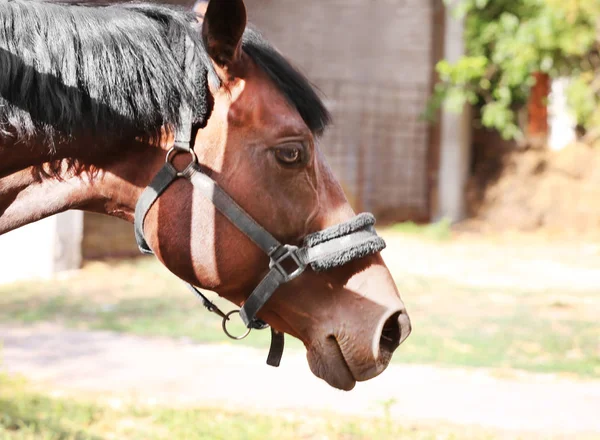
247,0,435,222
82,213,139,260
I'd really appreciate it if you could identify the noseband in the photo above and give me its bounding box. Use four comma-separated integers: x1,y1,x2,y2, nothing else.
134,63,386,368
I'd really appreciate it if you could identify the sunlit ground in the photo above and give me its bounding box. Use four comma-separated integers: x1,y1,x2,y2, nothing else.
0,251,598,377
1,227,599,439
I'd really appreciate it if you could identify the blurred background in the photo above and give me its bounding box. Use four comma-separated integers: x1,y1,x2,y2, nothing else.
1,0,599,439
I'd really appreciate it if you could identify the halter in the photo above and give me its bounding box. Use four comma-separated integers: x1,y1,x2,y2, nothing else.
133,46,386,367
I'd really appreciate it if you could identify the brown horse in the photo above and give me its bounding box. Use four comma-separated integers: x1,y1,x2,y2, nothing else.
0,0,411,390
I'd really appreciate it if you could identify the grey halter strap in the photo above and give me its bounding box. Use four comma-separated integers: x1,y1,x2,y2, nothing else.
134,147,284,365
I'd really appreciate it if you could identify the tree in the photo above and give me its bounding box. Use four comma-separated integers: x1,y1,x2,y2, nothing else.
429,0,599,141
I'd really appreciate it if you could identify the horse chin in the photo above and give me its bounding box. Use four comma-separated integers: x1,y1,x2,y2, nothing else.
306,338,357,391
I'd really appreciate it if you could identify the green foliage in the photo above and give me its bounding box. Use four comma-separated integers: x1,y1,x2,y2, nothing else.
428,0,600,140
566,72,600,138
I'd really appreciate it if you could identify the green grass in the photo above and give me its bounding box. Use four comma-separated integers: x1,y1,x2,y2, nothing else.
0,373,579,440
0,259,300,351
387,217,453,241
396,276,600,377
0,258,599,378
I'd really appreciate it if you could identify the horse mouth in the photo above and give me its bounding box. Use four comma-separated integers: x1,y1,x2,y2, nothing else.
307,335,357,391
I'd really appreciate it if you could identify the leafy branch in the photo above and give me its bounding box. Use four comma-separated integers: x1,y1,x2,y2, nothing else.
428,0,600,141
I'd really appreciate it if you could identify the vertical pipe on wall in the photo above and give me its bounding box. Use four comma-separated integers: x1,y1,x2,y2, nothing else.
434,2,471,223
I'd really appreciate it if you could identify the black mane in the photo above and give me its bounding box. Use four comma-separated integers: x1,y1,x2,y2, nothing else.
0,0,214,151
0,0,330,153
242,26,331,136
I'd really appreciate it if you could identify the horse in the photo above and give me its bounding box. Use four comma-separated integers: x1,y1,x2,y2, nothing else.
0,0,411,391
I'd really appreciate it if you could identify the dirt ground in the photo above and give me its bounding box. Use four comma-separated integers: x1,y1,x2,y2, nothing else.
465,141,600,236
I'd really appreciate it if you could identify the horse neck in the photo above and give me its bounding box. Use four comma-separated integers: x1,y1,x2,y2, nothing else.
0,137,163,235
0,137,69,177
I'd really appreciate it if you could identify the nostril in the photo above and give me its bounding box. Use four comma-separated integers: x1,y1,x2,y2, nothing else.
379,312,402,359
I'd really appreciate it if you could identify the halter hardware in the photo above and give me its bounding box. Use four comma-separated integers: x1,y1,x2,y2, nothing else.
222,310,252,340
165,146,198,177
269,245,306,282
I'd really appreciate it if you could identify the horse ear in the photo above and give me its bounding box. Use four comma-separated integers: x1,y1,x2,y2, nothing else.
202,0,247,68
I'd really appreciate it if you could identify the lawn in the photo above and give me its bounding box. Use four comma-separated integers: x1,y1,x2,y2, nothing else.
1,373,589,440
0,255,599,378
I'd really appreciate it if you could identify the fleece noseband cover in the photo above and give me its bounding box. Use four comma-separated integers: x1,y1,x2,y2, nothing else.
302,213,386,272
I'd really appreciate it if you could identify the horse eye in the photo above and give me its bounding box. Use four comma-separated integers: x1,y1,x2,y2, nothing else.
274,145,303,166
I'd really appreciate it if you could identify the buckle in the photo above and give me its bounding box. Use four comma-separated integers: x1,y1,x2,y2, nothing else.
269,245,306,282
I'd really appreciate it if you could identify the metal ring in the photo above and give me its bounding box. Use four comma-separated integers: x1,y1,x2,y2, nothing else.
222,310,252,340
165,146,197,168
